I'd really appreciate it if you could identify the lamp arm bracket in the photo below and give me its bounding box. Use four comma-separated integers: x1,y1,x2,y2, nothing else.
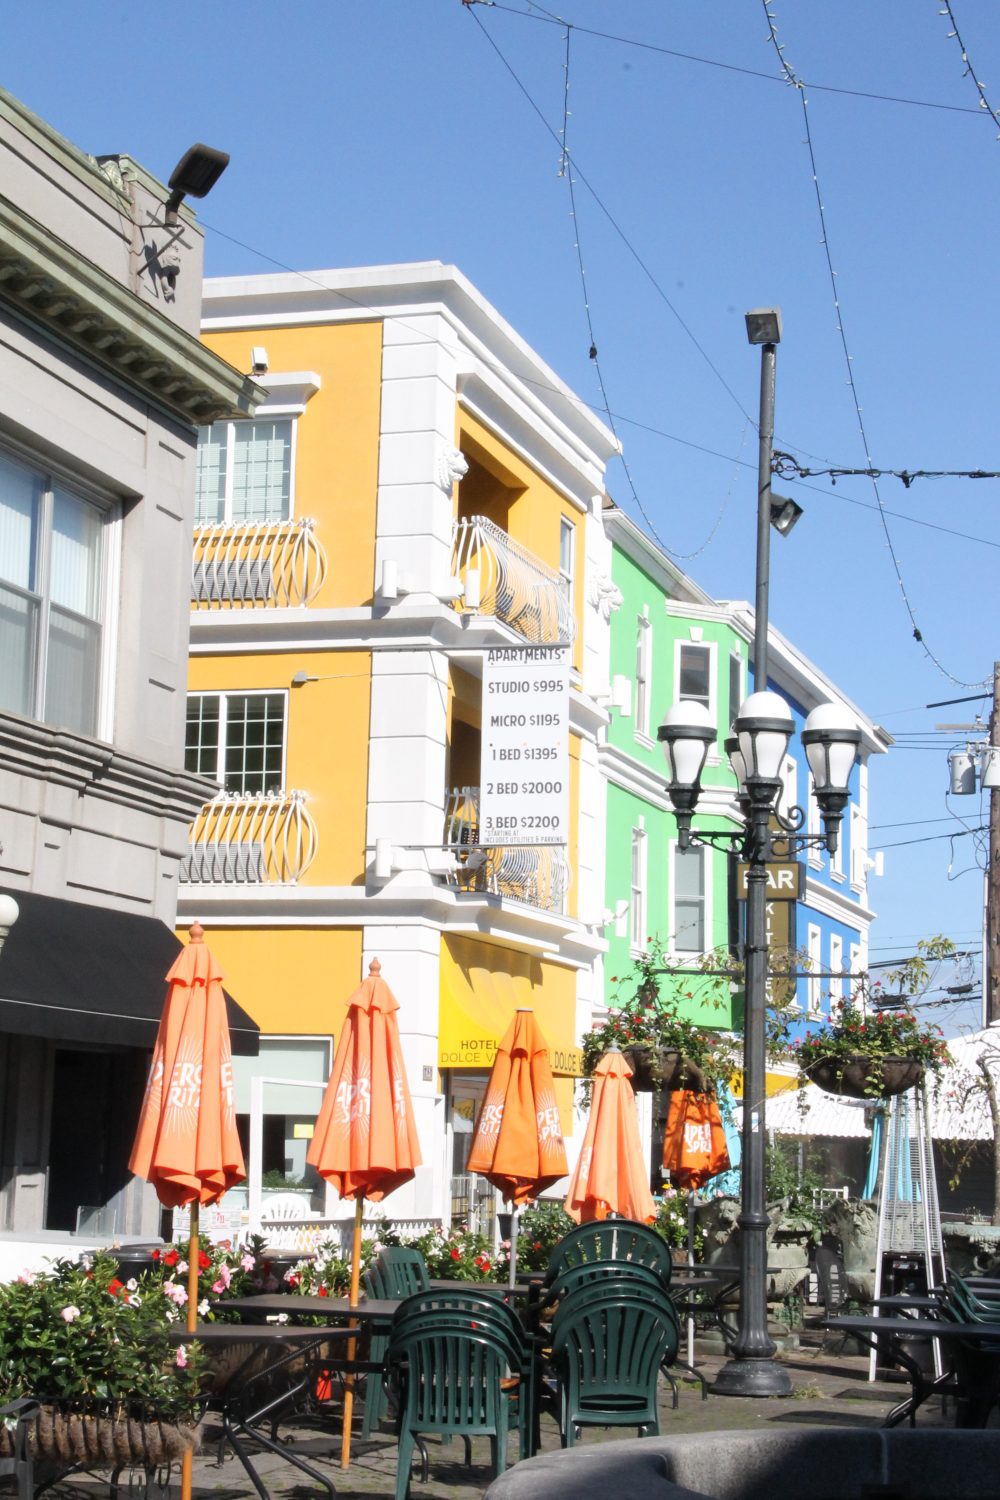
773,803,806,836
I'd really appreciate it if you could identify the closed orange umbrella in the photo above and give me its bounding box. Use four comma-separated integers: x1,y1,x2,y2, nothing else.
306,958,421,1465
466,1009,568,1283
565,1047,655,1224
129,925,245,1208
662,1089,730,1190
129,922,246,1500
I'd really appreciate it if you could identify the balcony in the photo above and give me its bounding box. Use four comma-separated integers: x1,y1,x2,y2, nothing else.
180,791,318,885
443,786,569,914
191,518,327,609
450,516,573,645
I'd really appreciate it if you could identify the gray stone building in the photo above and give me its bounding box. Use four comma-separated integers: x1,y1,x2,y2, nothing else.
0,89,260,1259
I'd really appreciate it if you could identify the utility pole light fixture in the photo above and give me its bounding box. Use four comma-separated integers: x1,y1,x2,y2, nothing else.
657,308,861,1398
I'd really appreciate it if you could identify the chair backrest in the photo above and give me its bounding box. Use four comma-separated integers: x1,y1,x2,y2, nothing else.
549,1286,679,1414
546,1259,667,1303
546,1219,673,1285
392,1289,524,1350
813,1245,849,1315
387,1322,511,1435
364,1246,430,1301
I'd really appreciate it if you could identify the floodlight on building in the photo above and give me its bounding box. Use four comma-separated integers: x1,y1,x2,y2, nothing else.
164,144,230,226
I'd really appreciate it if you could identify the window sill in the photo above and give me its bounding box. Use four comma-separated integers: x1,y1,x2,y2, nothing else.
633,731,656,752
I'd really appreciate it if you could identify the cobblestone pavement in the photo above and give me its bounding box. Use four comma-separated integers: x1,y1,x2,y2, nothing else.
50,1335,951,1500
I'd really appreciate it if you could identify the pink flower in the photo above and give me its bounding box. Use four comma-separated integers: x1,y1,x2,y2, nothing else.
163,1281,188,1306
175,1345,188,1368
211,1263,233,1294
241,1253,255,1273
61,1305,81,1322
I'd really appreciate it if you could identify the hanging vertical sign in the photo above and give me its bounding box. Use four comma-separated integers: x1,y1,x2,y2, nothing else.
479,644,570,846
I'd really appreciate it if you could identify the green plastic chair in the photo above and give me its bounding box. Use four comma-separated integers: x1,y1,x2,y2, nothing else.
386,1321,521,1498
547,1283,680,1447
364,1247,430,1300
360,1249,431,1438
544,1219,673,1284
390,1291,537,1459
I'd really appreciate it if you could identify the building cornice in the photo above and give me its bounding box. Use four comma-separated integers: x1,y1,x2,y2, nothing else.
598,740,741,823
604,506,715,605
0,711,213,823
201,261,619,474
802,872,875,930
0,193,263,427
176,882,606,969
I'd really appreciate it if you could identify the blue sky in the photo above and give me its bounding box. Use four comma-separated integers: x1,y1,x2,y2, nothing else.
5,1,996,1019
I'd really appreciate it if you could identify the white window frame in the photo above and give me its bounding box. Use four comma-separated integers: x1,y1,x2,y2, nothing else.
630,822,648,957
0,444,117,741
728,649,744,732
671,841,708,956
830,808,845,879
829,933,844,1008
850,804,865,890
634,611,652,742
807,924,823,1017
806,768,822,866
559,516,575,589
848,943,862,1007
777,754,798,825
675,638,716,722
185,688,289,794
195,417,297,526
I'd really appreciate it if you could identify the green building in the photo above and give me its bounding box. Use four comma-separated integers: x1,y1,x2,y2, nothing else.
601,503,746,1033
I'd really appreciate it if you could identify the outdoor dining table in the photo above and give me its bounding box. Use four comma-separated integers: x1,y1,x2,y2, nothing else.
823,1314,1000,1429
167,1321,353,1500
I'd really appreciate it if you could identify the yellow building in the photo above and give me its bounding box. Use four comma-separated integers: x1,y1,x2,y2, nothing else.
182,263,619,1234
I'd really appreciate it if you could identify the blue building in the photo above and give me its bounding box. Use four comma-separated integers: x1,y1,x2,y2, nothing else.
728,605,890,1046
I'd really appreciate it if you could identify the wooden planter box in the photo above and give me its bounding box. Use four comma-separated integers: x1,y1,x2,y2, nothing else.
804,1055,924,1099
621,1047,708,1094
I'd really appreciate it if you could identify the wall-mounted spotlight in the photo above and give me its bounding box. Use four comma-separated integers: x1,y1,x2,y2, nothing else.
250,346,268,377
164,143,230,226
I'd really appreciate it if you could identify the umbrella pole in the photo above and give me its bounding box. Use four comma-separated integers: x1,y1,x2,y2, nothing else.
181,1200,199,1500
686,1190,696,1370
508,1203,518,1290
340,1194,364,1469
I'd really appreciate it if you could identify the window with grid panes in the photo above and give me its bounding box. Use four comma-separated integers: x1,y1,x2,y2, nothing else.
195,420,292,524
635,616,651,737
185,692,286,794
0,450,105,736
729,651,743,731
679,642,711,710
630,826,647,954
673,844,705,952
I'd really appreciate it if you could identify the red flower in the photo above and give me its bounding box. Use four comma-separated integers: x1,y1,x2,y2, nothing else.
108,1278,125,1297
152,1248,161,1260
450,1248,461,1261
164,1249,180,1268
198,1251,212,1271
318,1285,329,1297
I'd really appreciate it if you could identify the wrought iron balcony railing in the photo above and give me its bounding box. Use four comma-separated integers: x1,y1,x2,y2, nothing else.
450,515,574,645
180,790,318,885
443,785,569,914
191,518,327,609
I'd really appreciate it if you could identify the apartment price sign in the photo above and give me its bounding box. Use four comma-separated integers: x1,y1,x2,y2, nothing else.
479,645,570,847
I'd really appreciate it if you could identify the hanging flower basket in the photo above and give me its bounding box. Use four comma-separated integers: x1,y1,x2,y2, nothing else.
803,1054,924,1099
0,1405,200,1467
621,1047,708,1094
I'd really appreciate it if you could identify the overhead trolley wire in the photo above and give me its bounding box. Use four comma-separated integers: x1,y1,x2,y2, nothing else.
762,0,987,691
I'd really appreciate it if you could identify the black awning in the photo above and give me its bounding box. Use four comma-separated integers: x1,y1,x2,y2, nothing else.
0,888,259,1054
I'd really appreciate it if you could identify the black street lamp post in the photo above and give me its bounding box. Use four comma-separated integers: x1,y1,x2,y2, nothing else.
657,309,861,1397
